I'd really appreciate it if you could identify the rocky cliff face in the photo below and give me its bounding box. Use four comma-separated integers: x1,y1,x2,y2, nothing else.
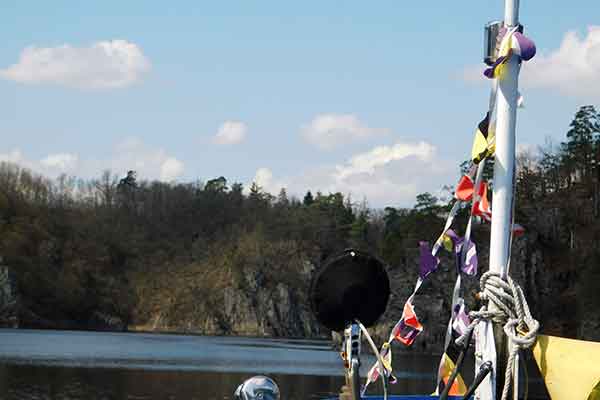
129,254,328,339
510,230,600,342
131,225,600,351
130,243,465,351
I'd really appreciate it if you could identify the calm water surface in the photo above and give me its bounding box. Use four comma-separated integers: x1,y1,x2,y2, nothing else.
0,329,546,399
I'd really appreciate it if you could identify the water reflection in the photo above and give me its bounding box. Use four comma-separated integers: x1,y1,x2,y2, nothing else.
0,329,548,399
0,365,345,400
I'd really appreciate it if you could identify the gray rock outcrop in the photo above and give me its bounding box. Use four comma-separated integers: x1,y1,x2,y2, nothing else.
130,228,600,349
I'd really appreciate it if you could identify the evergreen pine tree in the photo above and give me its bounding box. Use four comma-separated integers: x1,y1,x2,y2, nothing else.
561,105,600,184
303,190,314,206
277,188,289,206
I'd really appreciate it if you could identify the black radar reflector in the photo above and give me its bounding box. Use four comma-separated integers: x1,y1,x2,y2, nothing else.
310,249,390,331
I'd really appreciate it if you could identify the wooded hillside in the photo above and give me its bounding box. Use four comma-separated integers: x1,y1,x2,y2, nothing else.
0,105,599,344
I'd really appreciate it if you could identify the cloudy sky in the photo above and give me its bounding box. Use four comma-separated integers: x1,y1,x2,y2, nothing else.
1,1,599,207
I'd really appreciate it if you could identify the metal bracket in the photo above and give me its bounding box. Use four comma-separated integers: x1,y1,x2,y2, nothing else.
344,323,362,400
484,21,524,65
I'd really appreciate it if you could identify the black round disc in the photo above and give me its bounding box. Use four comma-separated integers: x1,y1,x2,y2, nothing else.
310,249,390,331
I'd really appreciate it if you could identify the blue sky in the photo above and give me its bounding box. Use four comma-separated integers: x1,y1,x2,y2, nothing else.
1,1,599,207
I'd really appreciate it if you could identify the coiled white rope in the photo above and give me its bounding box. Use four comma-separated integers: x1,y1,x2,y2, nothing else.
455,271,539,400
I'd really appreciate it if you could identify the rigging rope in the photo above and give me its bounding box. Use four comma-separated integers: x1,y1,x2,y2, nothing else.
455,271,539,400
357,320,389,400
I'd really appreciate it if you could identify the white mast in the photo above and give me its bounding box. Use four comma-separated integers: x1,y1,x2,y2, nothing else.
487,0,520,399
490,0,519,279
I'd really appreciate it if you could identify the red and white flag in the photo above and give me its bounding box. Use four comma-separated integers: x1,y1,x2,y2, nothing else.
390,300,423,346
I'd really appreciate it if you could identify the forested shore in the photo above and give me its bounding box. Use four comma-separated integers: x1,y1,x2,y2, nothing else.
1,106,599,350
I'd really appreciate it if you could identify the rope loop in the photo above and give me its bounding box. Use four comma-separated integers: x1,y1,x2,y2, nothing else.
454,270,539,400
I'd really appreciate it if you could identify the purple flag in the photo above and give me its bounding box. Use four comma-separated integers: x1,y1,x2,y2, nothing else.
419,241,439,279
513,32,536,61
452,302,471,336
443,229,477,276
483,54,510,78
461,240,478,276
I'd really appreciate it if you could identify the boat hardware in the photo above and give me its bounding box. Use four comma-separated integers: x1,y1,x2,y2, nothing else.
309,249,391,399
233,376,280,400
439,328,475,400
463,362,493,400
343,322,362,400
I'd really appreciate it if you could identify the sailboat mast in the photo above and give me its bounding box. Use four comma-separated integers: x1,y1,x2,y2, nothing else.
488,0,520,398
490,0,519,279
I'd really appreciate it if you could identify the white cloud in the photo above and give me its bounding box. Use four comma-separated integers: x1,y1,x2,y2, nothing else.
301,114,387,150
108,137,184,182
254,167,274,189
213,121,247,145
248,167,288,195
250,140,452,207
334,141,435,180
1,138,184,183
40,153,79,172
160,157,185,181
0,149,25,164
0,40,150,89
520,26,600,97
462,26,600,98
0,149,40,173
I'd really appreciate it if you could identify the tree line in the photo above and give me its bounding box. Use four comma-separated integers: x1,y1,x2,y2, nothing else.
0,105,599,334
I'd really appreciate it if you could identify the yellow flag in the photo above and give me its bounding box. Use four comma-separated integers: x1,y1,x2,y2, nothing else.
471,112,495,163
533,335,600,400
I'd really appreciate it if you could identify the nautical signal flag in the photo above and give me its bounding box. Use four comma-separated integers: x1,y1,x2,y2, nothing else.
452,301,471,337
461,240,478,276
455,175,475,201
472,182,492,221
437,317,471,397
471,112,495,164
390,300,423,346
440,229,478,276
440,229,459,253
362,342,396,395
484,49,512,79
512,31,537,61
483,28,536,80
419,241,439,280
437,352,468,396
454,174,493,222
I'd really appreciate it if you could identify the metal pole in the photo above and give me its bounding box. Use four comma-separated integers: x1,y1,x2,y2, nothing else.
490,0,519,279
504,0,519,27
489,0,520,398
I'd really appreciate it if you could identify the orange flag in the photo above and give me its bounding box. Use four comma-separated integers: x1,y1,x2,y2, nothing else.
455,175,475,201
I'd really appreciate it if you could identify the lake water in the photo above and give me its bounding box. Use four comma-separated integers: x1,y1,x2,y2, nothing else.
0,329,547,399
